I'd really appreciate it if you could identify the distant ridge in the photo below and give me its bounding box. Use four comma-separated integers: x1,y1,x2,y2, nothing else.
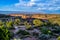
0,11,49,14
0,11,60,14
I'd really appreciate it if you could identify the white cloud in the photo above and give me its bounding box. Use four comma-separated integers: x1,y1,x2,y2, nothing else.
37,0,60,11
2,0,60,12
15,0,36,7
37,6,60,11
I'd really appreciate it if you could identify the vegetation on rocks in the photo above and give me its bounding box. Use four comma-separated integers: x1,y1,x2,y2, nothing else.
33,19,43,27
14,19,20,25
0,17,60,40
6,20,14,29
57,36,60,40
0,25,11,40
24,21,31,29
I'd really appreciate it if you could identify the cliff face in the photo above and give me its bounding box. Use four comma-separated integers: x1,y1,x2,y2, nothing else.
9,14,28,19
9,14,59,19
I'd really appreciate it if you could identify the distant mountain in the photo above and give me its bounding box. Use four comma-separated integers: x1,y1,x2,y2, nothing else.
0,14,11,18
0,11,21,14
0,11,46,14
0,11,60,14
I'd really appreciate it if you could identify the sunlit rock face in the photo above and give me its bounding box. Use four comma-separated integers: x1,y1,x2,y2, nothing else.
9,14,57,19
9,14,29,19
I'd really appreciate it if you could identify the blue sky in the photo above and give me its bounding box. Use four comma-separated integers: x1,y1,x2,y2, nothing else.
0,0,60,13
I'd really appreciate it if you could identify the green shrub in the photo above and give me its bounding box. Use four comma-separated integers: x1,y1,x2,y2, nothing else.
14,19,20,25
6,21,13,29
24,21,31,29
33,19,43,27
0,20,4,26
0,25,11,40
57,36,60,40
40,27,52,34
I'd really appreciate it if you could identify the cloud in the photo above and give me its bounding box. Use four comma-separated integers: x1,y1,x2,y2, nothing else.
37,7,60,11
1,0,60,13
15,0,36,7
14,0,60,11
36,0,60,11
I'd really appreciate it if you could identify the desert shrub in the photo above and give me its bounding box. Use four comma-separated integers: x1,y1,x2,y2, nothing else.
0,20,4,26
57,36,60,40
40,27,52,34
43,22,47,26
6,20,13,29
24,21,31,29
14,19,20,25
33,19,43,27
48,19,54,24
54,20,60,26
48,18,60,26
0,25,11,40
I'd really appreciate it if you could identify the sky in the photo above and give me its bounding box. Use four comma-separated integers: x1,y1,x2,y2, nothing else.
0,0,60,13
